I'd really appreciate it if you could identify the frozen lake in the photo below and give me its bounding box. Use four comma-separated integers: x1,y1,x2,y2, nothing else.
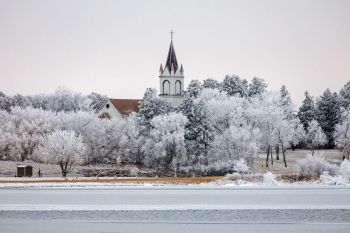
1,186,350,233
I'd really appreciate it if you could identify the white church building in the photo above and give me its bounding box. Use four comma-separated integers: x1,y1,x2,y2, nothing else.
98,34,184,118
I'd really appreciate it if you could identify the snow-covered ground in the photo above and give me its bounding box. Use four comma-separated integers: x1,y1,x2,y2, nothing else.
0,149,343,178
0,176,349,189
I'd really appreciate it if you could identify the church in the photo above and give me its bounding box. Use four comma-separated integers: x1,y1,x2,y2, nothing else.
98,33,185,119
158,32,185,107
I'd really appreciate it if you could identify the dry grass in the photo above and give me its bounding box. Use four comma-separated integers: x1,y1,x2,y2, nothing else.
0,176,224,184
254,149,343,175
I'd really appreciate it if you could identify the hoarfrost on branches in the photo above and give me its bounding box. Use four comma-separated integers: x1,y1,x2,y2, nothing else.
143,112,187,175
339,159,350,180
34,129,86,177
305,120,327,154
233,158,249,174
334,109,350,159
295,154,339,177
263,172,278,185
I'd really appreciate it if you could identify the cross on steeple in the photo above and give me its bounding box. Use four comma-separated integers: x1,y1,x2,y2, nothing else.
170,30,174,41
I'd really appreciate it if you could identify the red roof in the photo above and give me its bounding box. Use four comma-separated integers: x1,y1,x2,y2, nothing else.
109,99,140,116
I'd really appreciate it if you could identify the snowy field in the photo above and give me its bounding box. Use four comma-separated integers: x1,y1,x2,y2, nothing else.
0,149,343,178
0,186,350,233
255,149,342,174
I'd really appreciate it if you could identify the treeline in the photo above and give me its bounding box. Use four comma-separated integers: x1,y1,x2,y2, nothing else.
0,76,350,177
0,87,106,113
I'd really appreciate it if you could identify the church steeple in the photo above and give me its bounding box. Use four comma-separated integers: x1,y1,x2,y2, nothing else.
165,40,178,73
158,30,184,108
160,30,183,76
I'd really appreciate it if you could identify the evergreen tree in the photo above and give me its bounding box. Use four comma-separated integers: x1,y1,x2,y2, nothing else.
298,91,315,131
315,89,341,148
305,120,327,154
186,80,203,98
180,93,213,166
88,92,108,111
137,88,173,129
248,77,267,97
222,75,248,97
202,78,221,90
0,91,12,112
12,94,29,109
339,81,350,109
279,85,293,117
280,85,292,107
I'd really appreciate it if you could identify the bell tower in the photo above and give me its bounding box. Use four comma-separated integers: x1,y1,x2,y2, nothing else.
159,31,184,107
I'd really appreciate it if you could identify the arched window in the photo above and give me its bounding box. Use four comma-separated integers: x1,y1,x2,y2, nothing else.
163,80,170,95
175,80,181,95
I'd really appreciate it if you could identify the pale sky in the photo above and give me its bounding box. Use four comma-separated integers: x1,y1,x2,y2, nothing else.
0,0,349,106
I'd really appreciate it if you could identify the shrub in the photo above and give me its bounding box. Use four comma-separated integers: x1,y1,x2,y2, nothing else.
320,172,348,185
295,154,339,177
224,172,241,181
263,172,278,185
340,160,350,180
233,158,249,174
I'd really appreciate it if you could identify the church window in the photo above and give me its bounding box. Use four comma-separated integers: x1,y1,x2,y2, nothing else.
106,104,110,109
175,80,181,95
163,80,170,95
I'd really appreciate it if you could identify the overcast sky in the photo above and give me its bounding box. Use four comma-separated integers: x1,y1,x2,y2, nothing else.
0,0,349,106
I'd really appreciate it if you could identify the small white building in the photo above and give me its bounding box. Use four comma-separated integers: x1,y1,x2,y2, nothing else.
158,35,184,107
97,98,140,119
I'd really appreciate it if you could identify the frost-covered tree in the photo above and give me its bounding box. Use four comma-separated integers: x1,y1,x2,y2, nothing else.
0,91,13,112
201,89,248,134
137,88,173,130
186,80,203,98
289,121,306,151
280,85,292,107
0,107,58,161
202,78,221,90
209,125,260,170
26,94,49,110
180,93,213,167
120,113,144,164
0,111,18,160
59,111,124,164
279,85,293,118
143,112,187,175
88,92,108,111
12,94,29,109
248,77,267,97
275,118,305,167
199,89,260,171
222,75,248,97
339,82,350,109
35,130,86,177
249,92,283,167
315,89,341,148
305,120,327,154
1,87,97,113
48,87,92,112
298,91,315,131
334,109,350,159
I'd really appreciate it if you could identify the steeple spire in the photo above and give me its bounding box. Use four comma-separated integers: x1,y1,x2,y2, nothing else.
165,31,178,73
170,30,174,41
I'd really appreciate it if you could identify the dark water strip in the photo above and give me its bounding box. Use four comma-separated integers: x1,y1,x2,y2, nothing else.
1,209,350,223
